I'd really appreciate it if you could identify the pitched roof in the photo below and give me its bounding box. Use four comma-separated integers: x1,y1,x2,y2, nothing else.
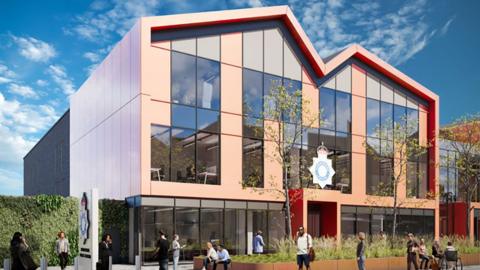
142,5,438,103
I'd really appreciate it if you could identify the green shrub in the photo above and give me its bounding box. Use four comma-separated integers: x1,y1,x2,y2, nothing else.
99,199,129,263
0,195,79,266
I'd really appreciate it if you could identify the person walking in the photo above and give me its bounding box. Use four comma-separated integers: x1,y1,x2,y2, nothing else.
202,242,218,270
213,245,231,270
172,234,184,270
98,233,113,270
356,232,366,270
253,230,265,254
156,230,169,270
406,233,419,270
10,232,38,270
418,238,429,270
295,226,312,270
55,231,70,270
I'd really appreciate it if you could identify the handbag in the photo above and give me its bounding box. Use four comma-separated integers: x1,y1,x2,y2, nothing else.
307,234,315,261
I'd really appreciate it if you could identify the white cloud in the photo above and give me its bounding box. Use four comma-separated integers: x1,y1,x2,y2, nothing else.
36,79,48,87
83,51,101,62
0,167,23,195
47,64,76,95
231,0,264,7
0,64,16,84
11,35,57,62
440,16,455,36
289,0,446,66
8,83,38,99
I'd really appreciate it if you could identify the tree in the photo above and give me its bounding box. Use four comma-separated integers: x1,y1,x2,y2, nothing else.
440,114,480,237
243,78,318,238
364,115,431,240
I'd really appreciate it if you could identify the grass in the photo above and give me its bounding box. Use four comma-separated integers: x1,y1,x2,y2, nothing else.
227,235,480,264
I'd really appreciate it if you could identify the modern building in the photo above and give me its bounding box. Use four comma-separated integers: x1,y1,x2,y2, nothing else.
24,6,441,263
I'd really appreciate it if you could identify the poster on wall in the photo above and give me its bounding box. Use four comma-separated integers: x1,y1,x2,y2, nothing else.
309,144,335,188
78,188,99,270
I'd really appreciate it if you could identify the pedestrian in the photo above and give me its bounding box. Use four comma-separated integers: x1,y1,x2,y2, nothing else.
295,226,312,270
172,234,184,270
418,238,429,270
10,232,38,270
406,233,419,270
432,240,443,259
55,231,70,270
202,242,218,270
156,230,169,270
356,232,366,270
213,245,231,270
98,233,113,270
253,230,265,254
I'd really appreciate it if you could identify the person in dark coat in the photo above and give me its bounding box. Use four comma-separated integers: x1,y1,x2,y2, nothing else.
356,232,366,270
156,230,169,270
10,232,38,270
98,233,113,270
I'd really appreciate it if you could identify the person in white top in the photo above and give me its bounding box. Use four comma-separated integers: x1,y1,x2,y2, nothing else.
202,242,218,270
295,226,312,270
55,231,70,270
172,234,185,270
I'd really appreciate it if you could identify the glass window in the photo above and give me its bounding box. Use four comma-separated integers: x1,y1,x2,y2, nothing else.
379,158,393,195
366,138,380,195
175,208,200,251
142,207,174,262
172,52,196,106
268,210,286,247
243,69,263,118
302,127,319,146
367,74,380,99
172,104,196,129
336,66,351,93
196,133,219,185
243,117,263,139
283,41,301,81
264,28,283,77
336,132,351,151
334,151,351,193
263,73,282,119
243,138,263,187
300,145,316,188
357,214,370,235
249,210,268,249
224,209,246,255
367,99,380,137
172,38,196,55
286,144,301,187
407,108,419,139
380,83,394,103
171,128,196,182
407,160,418,197
243,31,263,72
320,88,335,130
336,92,351,133
341,213,356,235
394,105,406,130
283,79,302,123
200,208,223,245
197,58,220,110
197,35,220,61
319,129,335,150
197,108,220,133
151,126,170,181
380,102,393,140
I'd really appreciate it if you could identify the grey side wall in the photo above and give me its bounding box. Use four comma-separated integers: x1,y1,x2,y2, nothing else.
24,110,70,196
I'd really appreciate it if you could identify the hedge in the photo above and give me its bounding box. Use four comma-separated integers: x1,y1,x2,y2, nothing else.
0,195,130,266
0,195,79,266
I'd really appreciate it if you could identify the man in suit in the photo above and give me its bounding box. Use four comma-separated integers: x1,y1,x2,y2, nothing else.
98,233,113,270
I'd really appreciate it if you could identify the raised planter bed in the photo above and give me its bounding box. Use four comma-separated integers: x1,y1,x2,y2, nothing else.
193,253,480,270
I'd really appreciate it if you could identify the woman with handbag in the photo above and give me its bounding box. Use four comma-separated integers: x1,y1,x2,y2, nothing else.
295,226,313,270
10,232,38,270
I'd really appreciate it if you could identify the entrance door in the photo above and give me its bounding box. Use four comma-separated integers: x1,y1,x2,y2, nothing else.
308,206,321,238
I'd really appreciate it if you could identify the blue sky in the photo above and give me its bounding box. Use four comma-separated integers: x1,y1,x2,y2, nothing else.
0,0,478,195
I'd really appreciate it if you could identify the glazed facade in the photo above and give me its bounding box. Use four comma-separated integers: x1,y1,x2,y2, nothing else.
24,6,441,264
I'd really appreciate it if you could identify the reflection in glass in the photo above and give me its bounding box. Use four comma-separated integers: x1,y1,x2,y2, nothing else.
197,108,220,133
263,73,282,119
336,91,351,133
196,133,219,185
172,52,196,106
175,208,200,256
171,128,196,182
242,138,263,187
224,209,246,255
243,69,263,118
151,126,170,181
334,151,351,193
172,104,196,129
197,58,220,110
142,207,174,262
367,99,380,137
380,102,393,140
320,88,335,130
200,209,223,245
243,117,263,139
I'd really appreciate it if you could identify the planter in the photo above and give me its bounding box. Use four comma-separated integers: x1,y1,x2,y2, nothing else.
461,253,479,266
387,256,406,270
365,257,387,270
337,259,357,269
311,259,338,270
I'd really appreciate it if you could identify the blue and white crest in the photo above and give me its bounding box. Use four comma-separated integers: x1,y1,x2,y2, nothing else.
309,145,335,188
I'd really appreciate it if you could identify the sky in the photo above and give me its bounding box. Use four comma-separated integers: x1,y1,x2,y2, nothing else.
0,0,479,196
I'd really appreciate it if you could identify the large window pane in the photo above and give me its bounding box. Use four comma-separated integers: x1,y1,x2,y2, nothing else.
407,108,419,139
320,88,335,130
263,73,282,119
142,207,174,262
263,28,283,77
367,99,380,137
197,58,220,110
300,145,316,188
172,52,196,106
243,138,263,187
243,69,263,118
283,79,302,123
286,144,301,188
243,31,263,71
268,210,286,250
394,105,407,130
196,133,219,185
336,91,351,133
334,151,351,193
175,208,200,257
379,158,393,195
249,210,268,251
407,160,418,197
302,127,319,147
172,104,196,129
341,213,356,236
380,102,393,140
171,128,196,182
243,117,263,139
151,125,170,181
366,138,381,195
225,209,246,255
197,108,220,133
200,209,223,245
319,129,335,150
